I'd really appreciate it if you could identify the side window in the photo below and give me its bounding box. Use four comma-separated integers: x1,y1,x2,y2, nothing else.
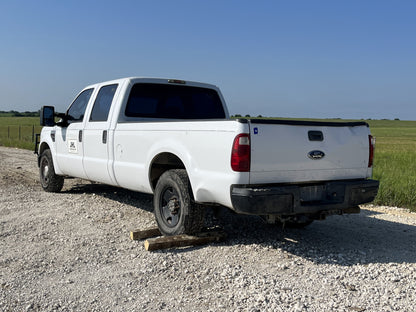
67,88,94,123
90,84,118,122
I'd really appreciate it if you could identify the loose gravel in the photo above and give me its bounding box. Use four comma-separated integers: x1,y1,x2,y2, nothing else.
1,146,415,312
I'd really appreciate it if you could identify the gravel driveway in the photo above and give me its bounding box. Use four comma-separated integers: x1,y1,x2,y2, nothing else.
1,146,415,312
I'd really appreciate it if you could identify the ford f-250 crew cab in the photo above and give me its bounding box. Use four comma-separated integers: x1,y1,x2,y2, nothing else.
36,77,379,235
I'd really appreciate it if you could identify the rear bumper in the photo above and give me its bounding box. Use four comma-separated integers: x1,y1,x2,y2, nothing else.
230,179,379,216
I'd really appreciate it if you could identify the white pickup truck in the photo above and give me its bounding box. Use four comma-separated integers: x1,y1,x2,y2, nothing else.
36,77,379,235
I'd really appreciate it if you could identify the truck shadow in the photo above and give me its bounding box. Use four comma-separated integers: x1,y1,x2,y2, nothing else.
62,182,415,266
62,181,154,212
219,207,416,266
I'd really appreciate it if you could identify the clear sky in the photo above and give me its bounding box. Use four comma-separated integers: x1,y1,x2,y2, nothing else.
1,1,415,120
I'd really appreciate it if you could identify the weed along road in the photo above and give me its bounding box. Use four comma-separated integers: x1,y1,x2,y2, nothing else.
1,146,416,311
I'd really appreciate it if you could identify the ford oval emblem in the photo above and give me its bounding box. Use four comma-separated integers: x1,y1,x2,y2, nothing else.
308,150,325,160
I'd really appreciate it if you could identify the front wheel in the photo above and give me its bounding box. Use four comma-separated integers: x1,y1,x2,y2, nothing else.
153,169,204,236
39,149,64,192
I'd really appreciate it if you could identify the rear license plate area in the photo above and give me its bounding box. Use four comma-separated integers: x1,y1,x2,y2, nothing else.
300,185,324,203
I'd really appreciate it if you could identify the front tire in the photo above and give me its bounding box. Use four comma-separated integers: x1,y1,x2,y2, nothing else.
39,149,64,192
154,169,204,236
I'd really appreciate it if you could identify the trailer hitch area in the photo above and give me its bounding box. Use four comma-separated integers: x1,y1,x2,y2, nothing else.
316,206,361,220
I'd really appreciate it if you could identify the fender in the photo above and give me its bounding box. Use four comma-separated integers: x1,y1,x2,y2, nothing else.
38,128,63,175
146,138,195,194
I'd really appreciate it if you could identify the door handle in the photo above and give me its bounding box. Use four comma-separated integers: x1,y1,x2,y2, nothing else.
78,130,82,142
102,130,107,144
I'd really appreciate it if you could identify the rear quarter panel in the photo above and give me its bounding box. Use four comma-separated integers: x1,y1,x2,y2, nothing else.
112,120,249,208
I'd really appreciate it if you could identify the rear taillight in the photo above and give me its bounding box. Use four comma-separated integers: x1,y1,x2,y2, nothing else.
231,133,250,172
368,135,375,167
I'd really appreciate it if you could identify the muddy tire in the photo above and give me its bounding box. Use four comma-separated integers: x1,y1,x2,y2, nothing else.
39,149,64,192
154,169,205,236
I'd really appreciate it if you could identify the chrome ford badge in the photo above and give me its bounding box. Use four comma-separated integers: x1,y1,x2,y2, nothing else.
308,150,325,160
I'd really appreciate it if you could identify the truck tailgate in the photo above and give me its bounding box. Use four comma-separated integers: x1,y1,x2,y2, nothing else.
248,120,371,184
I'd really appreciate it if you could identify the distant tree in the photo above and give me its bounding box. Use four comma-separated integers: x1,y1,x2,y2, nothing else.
394,118,400,121
234,114,242,118
257,115,263,118
245,114,251,118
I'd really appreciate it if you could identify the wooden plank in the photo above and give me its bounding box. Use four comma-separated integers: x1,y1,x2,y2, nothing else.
130,227,161,240
144,230,226,251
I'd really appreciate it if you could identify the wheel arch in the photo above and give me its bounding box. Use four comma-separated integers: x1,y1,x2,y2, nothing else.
37,141,63,175
37,142,50,167
149,152,187,192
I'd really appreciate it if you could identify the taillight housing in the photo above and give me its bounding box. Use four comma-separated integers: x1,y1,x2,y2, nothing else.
368,135,375,167
231,133,250,172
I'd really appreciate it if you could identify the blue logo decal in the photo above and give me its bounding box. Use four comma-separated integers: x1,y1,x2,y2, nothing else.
254,127,258,135
308,150,325,160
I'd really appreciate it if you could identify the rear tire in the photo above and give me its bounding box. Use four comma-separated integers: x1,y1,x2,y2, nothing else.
154,169,204,236
39,149,64,192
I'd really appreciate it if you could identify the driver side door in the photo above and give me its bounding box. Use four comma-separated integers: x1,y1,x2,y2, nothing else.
55,88,94,179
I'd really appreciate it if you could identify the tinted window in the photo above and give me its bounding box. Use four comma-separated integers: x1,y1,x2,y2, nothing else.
67,88,93,123
125,83,225,119
90,84,118,122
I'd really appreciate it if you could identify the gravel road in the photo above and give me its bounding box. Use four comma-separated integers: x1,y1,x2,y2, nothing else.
1,146,415,312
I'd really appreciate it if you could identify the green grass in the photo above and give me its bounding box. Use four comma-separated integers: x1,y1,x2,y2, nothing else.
0,117,42,150
366,120,416,211
2,117,416,211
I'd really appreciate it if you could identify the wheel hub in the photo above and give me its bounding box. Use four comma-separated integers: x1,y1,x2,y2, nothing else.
167,197,180,214
43,164,49,179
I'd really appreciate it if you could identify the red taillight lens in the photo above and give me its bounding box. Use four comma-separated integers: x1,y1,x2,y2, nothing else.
368,135,375,167
231,133,250,172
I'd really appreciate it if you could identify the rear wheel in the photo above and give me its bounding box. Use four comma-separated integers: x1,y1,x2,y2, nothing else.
39,149,64,192
154,169,204,236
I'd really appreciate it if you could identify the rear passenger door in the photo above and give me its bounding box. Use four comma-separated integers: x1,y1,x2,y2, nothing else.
83,84,119,185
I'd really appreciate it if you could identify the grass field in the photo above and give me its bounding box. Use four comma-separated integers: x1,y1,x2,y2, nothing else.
0,117,41,150
1,116,415,211
366,120,416,211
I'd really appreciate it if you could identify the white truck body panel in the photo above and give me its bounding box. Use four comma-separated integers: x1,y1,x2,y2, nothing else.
113,120,249,207
249,123,372,184
55,121,88,179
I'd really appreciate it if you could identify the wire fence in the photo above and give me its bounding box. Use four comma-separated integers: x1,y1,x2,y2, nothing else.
0,125,43,142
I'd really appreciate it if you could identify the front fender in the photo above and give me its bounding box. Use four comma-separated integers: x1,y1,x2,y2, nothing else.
39,128,63,175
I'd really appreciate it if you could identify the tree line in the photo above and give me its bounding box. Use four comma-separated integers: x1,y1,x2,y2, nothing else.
0,110,40,117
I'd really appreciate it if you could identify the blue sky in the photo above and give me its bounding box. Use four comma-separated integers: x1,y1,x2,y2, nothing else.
0,1,415,120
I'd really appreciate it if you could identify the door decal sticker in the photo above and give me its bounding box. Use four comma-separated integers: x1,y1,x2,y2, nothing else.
68,139,78,153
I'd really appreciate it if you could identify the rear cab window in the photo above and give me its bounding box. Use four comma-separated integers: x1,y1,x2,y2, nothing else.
89,84,118,122
124,83,226,119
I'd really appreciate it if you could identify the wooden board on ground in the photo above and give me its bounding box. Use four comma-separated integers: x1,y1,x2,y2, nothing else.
130,227,161,240
144,230,226,251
